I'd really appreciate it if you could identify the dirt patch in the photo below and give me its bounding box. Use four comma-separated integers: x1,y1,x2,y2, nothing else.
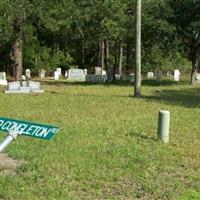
0,153,22,175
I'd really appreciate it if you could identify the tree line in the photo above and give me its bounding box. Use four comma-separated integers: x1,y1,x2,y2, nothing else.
0,0,199,84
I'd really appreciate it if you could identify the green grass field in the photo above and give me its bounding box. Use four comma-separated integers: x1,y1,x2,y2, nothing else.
0,79,200,199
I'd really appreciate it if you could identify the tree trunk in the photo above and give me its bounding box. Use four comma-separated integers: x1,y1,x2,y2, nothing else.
82,40,85,67
97,39,101,67
190,47,198,84
118,39,123,76
134,0,142,97
12,17,23,81
13,38,23,81
105,39,109,69
101,39,105,72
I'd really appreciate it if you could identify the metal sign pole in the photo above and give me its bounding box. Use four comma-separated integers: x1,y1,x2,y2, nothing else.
0,130,20,152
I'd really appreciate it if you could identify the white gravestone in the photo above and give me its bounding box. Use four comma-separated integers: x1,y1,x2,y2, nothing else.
56,68,62,77
0,72,8,86
102,70,107,75
54,71,59,80
95,67,102,75
83,68,87,75
147,72,154,78
64,70,68,78
40,69,46,79
8,81,21,91
68,69,85,81
25,69,31,79
5,81,44,93
174,69,180,81
195,73,200,83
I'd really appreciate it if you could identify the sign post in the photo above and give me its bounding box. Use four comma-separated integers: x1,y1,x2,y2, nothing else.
0,117,59,152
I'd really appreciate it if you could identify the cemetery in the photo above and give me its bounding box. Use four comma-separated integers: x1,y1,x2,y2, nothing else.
0,1,200,200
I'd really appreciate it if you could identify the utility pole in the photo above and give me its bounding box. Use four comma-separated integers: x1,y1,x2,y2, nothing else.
134,0,141,97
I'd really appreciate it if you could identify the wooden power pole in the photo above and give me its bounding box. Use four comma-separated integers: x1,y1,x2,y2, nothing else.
134,0,141,97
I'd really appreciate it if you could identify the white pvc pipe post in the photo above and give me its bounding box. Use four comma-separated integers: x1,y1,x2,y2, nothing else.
157,110,170,143
0,130,20,152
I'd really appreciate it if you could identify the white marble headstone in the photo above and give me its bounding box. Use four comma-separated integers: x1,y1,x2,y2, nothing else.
29,81,41,90
54,71,59,80
56,68,62,77
25,69,31,79
147,72,154,78
95,67,102,75
40,69,46,79
65,70,68,78
8,81,21,90
174,69,180,81
0,72,7,85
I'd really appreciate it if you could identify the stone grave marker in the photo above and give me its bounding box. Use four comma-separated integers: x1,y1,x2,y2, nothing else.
147,72,154,78
8,81,21,91
195,73,200,83
25,69,31,79
129,73,135,82
40,69,46,79
95,67,102,75
0,72,7,86
68,69,85,81
54,71,59,80
64,70,68,78
174,69,180,81
56,68,62,77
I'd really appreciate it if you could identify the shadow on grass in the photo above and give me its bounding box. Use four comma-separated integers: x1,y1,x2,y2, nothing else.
40,79,185,87
144,87,200,108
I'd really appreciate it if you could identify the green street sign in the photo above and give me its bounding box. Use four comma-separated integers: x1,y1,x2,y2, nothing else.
0,117,59,140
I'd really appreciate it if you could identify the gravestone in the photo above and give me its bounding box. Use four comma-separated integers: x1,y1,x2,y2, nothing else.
95,67,102,75
54,71,59,80
115,74,121,80
174,69,180,81
0,72,8,86
21,75,26,80
195,73,200,83
56,68,62,77
8,81,20,91
102,70,107,75
40,69,46,79
64,70,68,78
83,68,87,75
25,69,31,79
5,81,44,93
86,74,107,83
147,72,154,78
68,69,85,81
129,73,135,82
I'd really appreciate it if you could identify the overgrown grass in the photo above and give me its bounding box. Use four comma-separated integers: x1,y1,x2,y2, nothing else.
0,79,200,199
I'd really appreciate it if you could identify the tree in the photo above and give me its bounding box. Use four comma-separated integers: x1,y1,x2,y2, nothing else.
168,0,200,84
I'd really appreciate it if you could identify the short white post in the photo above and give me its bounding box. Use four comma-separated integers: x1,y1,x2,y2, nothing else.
0,130,20,152
157,110,170,143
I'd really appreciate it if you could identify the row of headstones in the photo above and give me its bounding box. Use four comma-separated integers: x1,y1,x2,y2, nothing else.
147,70,181,81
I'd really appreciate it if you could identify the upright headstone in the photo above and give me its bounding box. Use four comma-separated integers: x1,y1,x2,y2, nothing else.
21,75,26,81
54,71,59,81
25,69,31,79
40,69,46,79
56,68,62,77
102,70,107,75
174,69,180,81
64,70,68,78
68,69,85,81
95,67,102,75
83,68,88,75
195,73,200,83
147,72,154,78
0,72,8,86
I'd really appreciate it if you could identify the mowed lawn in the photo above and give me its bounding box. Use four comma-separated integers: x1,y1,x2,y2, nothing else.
0,80,200,199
